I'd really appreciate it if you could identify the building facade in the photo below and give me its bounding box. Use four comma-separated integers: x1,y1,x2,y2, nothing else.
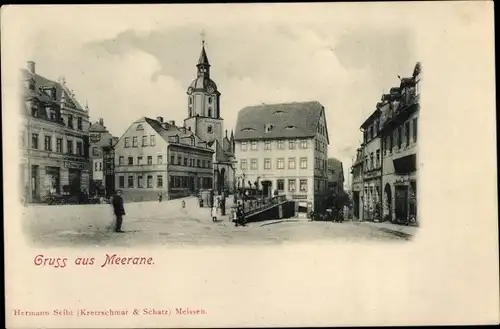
88,118,115,196
379,62,420,224
360,109,383,221
327,157,345,196
183,41,236,195
20,61,91,203
114,117,214,202
350,147,364,220
233,101,329,213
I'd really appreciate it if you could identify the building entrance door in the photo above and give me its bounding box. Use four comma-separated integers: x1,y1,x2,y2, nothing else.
31,165,39,201
69,168,82,196
261,180,272,198
395,185,409,224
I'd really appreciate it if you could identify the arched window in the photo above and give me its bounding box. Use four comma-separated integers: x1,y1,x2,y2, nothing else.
189,97,192,105
208,108,212,117
136,124,144,131
208,97,212,104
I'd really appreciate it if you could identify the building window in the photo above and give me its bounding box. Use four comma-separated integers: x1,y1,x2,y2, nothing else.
208,108,212,117
119,156,124,165
264,140,271,150
240,159,247,170
202,160,206,168
136,156,142,165
31,133,39,149
277,179,285,191
142,136,148,147
67,115,73,129
170,155,175,164
413,117,418,142
118,176,125,188
56,138,63,153
92,147,99,156
77,117,83,130
300,157,307,169
277,158,284,169
128,176,134,188
197,159,200,167
147,175,153,188
370,153,374,170
300,139,308,149
374,120,379,135
405,122,410,147
241,142,247,151
76,142,83,156
264,158,271,170
150,135,155,146
178,156,182,165
124,137,129,148
300,179,308,192
147,156,153,165
288,179,296,192
67,140,73,155
376,150,380,168
207,126,213,133
250,158,258,170
184,158,188,166
289,140,296,149
288,157,296,169
138,176,144,188
95,162,98,171
157,155,163,164
157,175,163,188
277,140,284,149
251,141,258,150
132,136,138,147
128,157,133,165
44,136,52,151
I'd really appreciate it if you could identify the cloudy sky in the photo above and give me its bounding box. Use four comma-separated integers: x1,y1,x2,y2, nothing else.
12,4,418,187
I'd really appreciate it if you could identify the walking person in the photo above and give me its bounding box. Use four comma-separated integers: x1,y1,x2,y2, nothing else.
211,204,218,222
112,189,126,233
158,192,163,203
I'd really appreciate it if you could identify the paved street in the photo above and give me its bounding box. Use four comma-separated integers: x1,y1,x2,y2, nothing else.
22,197,412,247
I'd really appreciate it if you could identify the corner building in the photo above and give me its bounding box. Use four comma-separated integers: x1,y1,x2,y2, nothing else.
20,61,91,202
233,101,329,213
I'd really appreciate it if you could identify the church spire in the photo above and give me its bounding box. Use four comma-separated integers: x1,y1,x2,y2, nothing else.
197,30,210,76
198,43,210,66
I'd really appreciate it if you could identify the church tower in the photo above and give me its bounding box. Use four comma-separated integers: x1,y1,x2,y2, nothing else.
184,39,223,145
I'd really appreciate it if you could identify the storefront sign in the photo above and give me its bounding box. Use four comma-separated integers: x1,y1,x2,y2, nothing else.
292,194,308,200
63,161,87,170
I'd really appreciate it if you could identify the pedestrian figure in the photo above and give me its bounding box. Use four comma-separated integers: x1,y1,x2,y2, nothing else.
211,205,218,222
181,200,186,209
112,189,126,233
236,203,246,227
158,192,163,202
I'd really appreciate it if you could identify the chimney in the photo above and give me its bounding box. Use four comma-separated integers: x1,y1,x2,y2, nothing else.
99,118,104,126
156,116,164,123
27,61,35,74
162,122,169,129
169,120,175,126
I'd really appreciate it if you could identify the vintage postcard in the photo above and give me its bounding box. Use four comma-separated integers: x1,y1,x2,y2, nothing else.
2,2,499,328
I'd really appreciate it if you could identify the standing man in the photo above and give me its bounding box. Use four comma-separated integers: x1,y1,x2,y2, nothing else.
158,192,163,203
112,189,126,233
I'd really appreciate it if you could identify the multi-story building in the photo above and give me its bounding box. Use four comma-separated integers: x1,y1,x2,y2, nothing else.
350,147,364,220
114,116,214,202
88,118,115,196
184,41,236,195
379,62,420,224
233,101,329,213
20,61,91,202
327,157,344,197
360,108,382,221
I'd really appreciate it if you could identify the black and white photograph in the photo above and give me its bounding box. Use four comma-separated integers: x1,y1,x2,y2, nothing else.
3,3,498,328
17,6,421,247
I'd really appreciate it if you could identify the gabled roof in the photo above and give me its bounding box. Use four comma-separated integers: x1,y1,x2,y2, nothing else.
142,117,213,152
89,122,107,133
234,101,325,141
21,69,86,112
327,157,344,182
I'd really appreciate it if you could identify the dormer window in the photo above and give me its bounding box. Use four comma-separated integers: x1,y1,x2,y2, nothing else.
136,124,144,131
207,126,213,134
285,125,297,129
265,124,274,133
241,128,256,132
273,110,285,116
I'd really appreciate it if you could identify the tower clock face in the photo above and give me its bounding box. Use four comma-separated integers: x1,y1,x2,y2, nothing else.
187,87,193,94
207,85,215,93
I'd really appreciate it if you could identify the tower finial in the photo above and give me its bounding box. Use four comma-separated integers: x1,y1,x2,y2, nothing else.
201,29,206,46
